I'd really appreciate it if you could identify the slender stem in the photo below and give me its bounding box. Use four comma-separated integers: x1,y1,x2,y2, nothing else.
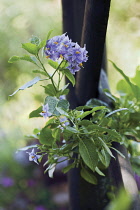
51,59,64,79
36,54,57,92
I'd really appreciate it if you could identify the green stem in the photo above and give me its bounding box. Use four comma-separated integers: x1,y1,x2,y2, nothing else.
51,59,64,79
36,54,57,92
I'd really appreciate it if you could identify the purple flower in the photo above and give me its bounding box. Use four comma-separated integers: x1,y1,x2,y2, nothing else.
26,149,41,165
45,34,71,61
0,177,14,187
59,95,65,100
58,116,69,130
44,33,88,74
67,63,81,74
40,103,52,119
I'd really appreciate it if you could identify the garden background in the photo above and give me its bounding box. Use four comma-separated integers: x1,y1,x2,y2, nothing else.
0,0,140,209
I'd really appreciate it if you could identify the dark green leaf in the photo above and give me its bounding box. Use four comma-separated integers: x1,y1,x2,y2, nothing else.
98,149,111,167
39,127,53,145
110,147,125,158
86,98,109,107
43,84,57,96
52,128,61,141
76,106,105,119
80,167,97,185
98,137,115,158
87,125,121,141
9,77,41,96
29,106,42,118
78,120,93,127
57,99,69,110
62,162,75,173
65,126,78,133
22,43,39,55
79,138,98,171
95,166,105,176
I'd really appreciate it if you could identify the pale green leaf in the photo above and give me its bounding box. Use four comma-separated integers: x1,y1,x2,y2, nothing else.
63,69,75,86
22,43,39,55
9,77,41,96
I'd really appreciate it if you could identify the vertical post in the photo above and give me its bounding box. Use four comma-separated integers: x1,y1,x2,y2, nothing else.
76,0,111,104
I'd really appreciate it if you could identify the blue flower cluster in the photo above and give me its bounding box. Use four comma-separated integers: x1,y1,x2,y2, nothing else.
44,33,88,74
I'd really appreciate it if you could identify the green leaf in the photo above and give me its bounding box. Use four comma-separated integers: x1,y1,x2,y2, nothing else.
56,107,68,116
46,30,53,41
8,56,20,63
29,106,42,118
131,66,140,87
65,126,78,134
98,137,115,158
117,80,133,95
45,96,59,115
86,98,109,108
103,89,117,103
76,106,105,119
110,147,125,158
33,70,47,77
63,69,75,86
9,77,41,96
79,138,98,171
39,127,53,145
48,59,59,69
45,117,57,127
98,149,111,167
87,124,121,141
22,43,39,55
52,128,61,141
38,40,46,49
8,55,37,65
43,84,57,96
78,120,93,127
109,60,140,99
95,166,105,176
80,167,97,185
57,99,70,110
62,162,75,173
105,108,128,118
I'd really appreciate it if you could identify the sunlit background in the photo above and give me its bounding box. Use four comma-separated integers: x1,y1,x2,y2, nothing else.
0,0,140,209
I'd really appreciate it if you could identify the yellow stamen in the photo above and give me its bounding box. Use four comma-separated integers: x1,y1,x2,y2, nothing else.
64,44,68,48
79,63,83,67
42,111,46,113
46,55,50,59
31,156,35,159
76,51,80,54
54,42,58,44
60,54,63,59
